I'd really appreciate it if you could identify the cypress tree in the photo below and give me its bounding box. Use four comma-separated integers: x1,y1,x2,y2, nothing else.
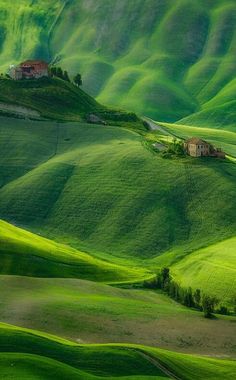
63,70,70,82
193,289,201,309
74,73,82,86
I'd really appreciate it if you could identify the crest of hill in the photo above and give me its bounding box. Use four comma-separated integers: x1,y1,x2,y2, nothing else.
0,77,142,126
0,77,101,121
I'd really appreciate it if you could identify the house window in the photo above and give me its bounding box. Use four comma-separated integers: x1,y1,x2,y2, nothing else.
22,66,33,73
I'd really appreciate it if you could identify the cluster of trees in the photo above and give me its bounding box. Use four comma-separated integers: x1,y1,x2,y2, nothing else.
162,138,185,158
144,268,232,318
49,66,82,87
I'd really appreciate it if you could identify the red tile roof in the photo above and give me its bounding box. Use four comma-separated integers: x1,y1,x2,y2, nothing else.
20,60,48,67
185,137,209,146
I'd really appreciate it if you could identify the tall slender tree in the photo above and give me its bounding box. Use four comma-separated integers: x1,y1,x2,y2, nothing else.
74,73,82,87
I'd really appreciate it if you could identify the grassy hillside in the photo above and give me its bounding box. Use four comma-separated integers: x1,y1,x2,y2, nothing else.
178,76,236,131
0,322,235,379
0,117,236,306
171,237,236,306
0,117,235,261
0,2,235,376
0,220,148,283
0,77,142,126
0,275,235,357
0,77,102,121
0,0,235,126
151,236,236,307
0,323,167,380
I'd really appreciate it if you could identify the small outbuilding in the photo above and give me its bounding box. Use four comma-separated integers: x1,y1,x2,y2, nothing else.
212,148,226,159
86,114,107,125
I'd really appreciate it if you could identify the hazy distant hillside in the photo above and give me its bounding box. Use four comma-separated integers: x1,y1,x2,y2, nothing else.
0,0,235,125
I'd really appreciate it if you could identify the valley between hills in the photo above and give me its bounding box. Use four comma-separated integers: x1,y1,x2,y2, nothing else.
0,1,235,379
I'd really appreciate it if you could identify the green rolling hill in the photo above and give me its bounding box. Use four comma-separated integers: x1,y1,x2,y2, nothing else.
0,0,235,127
0,322,235,379
0,275,235,357
0,1,235,377
0,77,103,121
171,236,236,306
0,117,235,305
0,117,235,259
0,219,148,283
0,77,142,126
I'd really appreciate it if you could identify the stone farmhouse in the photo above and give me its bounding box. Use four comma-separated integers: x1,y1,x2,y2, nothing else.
184,138,225,158
184,138,210,157
9,60,49,80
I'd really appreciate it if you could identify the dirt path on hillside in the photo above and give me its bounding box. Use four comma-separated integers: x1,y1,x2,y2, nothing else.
134,349,182,380
143,117,172,135
0,102,40,118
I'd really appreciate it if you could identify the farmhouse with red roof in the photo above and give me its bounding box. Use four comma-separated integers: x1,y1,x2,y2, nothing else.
9,60,49,80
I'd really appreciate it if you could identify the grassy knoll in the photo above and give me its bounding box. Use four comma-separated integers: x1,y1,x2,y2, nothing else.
0,275,235,356
178,100,236,132
0,1,235,125
0,323,166,379
0,117,235,262
0,354,99,380
0,322,235,379
171,237,236,306
150,234,236,307
0,220,148,283
0,77,101,121
0,77,143,126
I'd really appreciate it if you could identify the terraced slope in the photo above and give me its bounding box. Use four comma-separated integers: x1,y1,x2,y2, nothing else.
0,323,235,379
0,0,235,126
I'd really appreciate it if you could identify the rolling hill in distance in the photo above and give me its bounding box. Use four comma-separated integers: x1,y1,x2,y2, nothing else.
0,0,236,378
0,0,235,127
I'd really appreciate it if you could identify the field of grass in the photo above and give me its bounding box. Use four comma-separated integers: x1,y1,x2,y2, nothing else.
0,116,236,262
0,220,149,283
0,1,235,377
0,116,236,307
150,237,236,307
0,77,102,121
0,322,235,379
0,77,143,128
0,0,235,127
145,121,236,305
178,100,236,132
0,109,235,308
171,236,236,306
0,323,167,379
0,275,235,357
